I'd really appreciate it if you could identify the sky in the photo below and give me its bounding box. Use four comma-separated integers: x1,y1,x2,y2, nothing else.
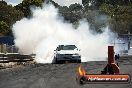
3,0,23,6
2,0,82,6
52,0,82,6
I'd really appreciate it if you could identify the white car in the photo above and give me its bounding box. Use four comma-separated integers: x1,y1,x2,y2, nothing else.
52,45,81,64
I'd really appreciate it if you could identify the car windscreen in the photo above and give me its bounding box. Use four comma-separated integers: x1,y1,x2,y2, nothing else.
57,45,77,50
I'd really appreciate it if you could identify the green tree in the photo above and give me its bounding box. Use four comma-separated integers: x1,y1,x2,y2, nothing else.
69,3,82,11
0,1,24,36
0,21,9,36
15,0,45,17
100,3,132,33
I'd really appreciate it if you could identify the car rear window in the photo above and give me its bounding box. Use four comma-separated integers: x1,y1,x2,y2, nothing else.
57,45,77,50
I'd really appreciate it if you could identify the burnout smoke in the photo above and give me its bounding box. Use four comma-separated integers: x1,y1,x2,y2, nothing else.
13,4,111,63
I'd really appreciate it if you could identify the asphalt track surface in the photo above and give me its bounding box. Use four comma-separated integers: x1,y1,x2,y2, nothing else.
0,57,132,88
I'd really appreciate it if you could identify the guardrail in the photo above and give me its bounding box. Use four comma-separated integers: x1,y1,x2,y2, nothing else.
0,53,35,63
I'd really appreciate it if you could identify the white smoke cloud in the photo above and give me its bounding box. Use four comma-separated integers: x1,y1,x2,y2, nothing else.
53,0,82,6
13,4,111,63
